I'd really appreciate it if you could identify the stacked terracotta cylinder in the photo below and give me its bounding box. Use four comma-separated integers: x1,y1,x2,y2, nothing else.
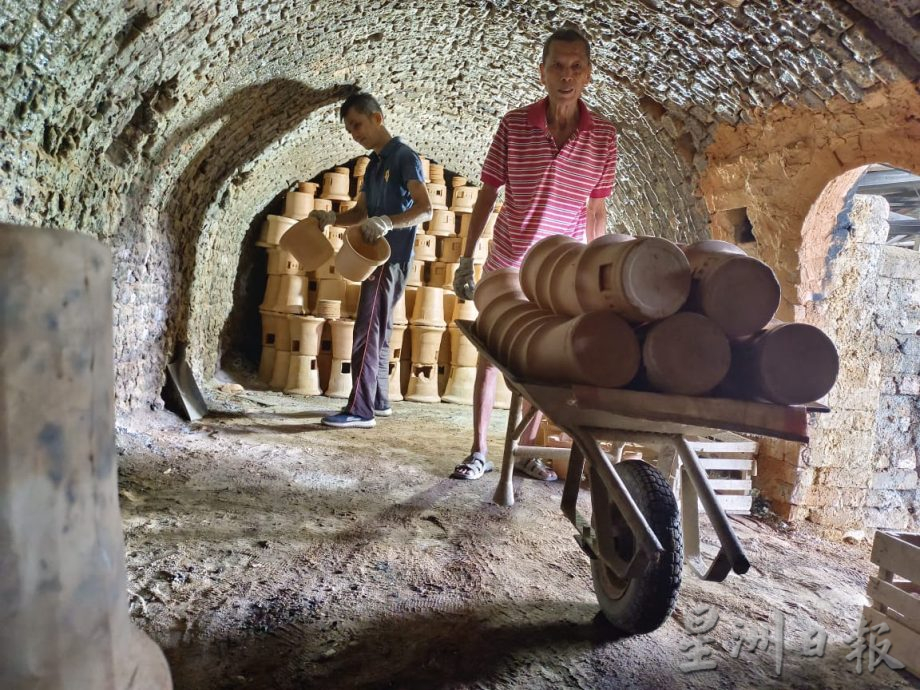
255,159,512,407
256,168,364,398
473,234,839,405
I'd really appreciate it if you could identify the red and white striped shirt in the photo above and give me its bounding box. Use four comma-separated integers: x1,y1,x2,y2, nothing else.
481,97,617,270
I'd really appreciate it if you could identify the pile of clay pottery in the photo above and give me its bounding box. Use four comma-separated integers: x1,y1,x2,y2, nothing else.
256,158,504,407
474,234,839,404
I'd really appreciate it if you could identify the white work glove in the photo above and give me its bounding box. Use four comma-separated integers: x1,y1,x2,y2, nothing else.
308,209,337,228
361,215,393,243
453,257,475,301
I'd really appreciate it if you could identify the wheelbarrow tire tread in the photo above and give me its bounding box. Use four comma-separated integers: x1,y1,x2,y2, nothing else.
591,460,682,635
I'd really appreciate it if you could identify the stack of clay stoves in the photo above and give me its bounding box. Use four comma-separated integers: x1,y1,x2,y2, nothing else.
256,156,513,408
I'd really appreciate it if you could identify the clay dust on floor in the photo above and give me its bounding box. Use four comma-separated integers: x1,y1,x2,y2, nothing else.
118,383,919,690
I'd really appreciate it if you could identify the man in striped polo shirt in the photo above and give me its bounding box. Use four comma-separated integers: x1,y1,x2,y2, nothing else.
450,28,617,480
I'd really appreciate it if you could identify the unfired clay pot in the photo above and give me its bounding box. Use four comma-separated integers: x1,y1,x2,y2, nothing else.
388,360,403,402
451,298,478,322
284,190,314,220
640,312,731,396
321,171,351,201
419,157,431,183
409,324,445,365
682,239,781,339
284,355,322,396
534,240,582,313
354,156,370,177
270,349,291,391
279,217,335,271
407,260,424,287
575,234,691,322
288,314,324,356
449,324,479,367
275,274,307,314
392,292,408,325
316,276,346,304
344,281,362,319
488,302,541,360
426,182,448,210
473,268,525,311
336,227,391,282
298,181,319,194
475,295,530,352
0,225,172,690
411,286,446,326
520,235,576,303
429,163,445,183
451,176,467,188
722,321,839,405
389,323,408,361
324,359,352,398
258,214,297,247
313,198,333,212
330,318,356,360
438,236,463,263
450,186,478,213
442,364,477,405
260,274,281,310
429,262,448,288
406,364,441,403
414,233,437,262
427,209,456,237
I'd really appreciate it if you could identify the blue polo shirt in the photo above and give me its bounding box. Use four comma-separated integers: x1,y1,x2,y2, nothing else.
362,137,425,267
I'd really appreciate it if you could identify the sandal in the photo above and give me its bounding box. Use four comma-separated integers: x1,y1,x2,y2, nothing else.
515,457,558,482
450,452,494,480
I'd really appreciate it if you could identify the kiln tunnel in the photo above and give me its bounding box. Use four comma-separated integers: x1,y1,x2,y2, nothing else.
1,1,918,532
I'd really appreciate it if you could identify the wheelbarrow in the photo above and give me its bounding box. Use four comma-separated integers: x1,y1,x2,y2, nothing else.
456,320,819,635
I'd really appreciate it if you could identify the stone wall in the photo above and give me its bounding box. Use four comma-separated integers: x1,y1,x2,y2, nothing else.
0,1,916,411
755,195,919,535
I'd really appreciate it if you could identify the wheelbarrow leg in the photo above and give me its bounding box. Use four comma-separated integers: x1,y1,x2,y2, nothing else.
493,390,523,507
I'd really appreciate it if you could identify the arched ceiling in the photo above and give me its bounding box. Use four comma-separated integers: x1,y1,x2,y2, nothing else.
0,0,916,409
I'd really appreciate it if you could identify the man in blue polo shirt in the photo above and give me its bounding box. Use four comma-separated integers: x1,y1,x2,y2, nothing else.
309,92,432,428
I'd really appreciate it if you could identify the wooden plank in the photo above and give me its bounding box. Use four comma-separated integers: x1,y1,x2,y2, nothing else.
572,385,809,443
700,494,752,513
699,458,754,471
872,531,920,582
708,479,753,491
868,577,920,631
861,607,920,678
687,441,758,453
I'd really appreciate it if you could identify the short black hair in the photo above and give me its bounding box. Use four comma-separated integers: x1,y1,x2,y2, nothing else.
541,28,591,65
340,92,383,122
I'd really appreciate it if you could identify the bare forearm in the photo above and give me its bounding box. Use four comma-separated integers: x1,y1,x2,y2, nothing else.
586,201,607,241
335,207,368,227
461,185,498,258
388,202,432,229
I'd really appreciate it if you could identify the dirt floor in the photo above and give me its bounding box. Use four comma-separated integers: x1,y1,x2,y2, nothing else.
117,380,920,690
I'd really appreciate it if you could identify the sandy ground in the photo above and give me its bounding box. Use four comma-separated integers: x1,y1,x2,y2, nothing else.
117,382,920,690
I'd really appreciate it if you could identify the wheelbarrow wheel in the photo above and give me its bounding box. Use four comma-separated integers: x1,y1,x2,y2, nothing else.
590,459,682,635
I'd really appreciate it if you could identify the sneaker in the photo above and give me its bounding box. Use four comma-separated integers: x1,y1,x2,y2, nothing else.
338,406,392,418
321,413,376,429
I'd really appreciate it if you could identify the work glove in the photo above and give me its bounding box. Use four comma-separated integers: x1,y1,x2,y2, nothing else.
361,215,393,243
308,209,337,228
453,257,475,301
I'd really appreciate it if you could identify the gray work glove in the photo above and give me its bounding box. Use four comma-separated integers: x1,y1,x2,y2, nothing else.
308,209,337,228
361,215,393,243
453,257,475,301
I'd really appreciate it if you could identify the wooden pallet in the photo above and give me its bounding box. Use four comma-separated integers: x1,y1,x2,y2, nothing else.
685,431,757,514
861,530,920,678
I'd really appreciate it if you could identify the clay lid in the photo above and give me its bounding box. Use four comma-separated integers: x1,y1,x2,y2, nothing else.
701,255,780,338
643,312,730,396
755,323,839,405
618,237,691,320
